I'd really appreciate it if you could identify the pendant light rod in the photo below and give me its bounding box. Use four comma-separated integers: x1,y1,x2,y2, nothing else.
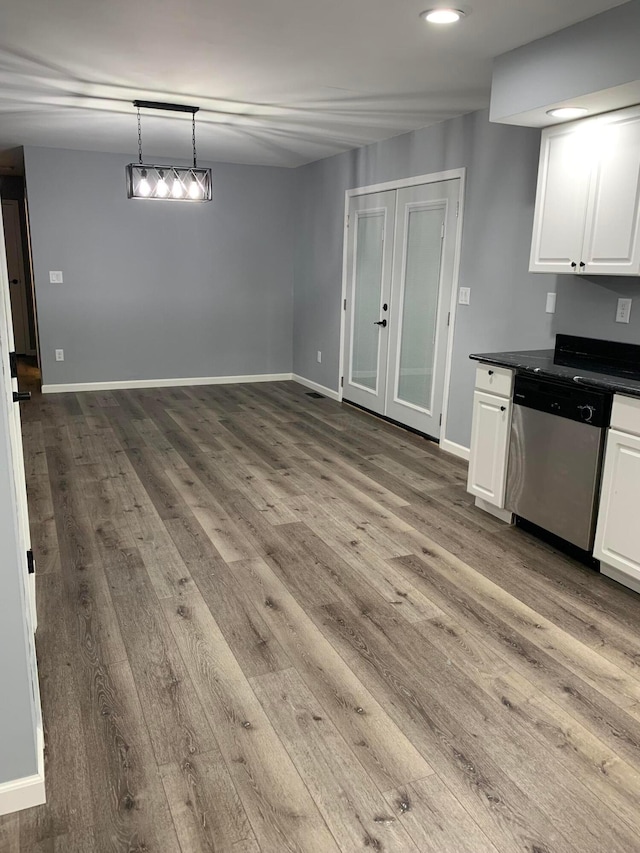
133,100,199,114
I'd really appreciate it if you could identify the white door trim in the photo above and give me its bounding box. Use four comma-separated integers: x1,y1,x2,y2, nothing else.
338,168,466,450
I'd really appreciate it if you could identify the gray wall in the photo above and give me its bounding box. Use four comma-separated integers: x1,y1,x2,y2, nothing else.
24,147,297,387
0,376,38,784
293,110,557,448
491,0,640,122
555,275,640,342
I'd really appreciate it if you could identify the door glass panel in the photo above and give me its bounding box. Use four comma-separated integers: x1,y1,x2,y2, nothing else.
396,207,443,409
351,212,384,391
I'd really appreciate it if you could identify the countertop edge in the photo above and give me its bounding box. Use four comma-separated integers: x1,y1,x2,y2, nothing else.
469,351,640,400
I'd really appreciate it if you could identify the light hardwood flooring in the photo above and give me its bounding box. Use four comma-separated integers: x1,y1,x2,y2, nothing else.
2,379,640,852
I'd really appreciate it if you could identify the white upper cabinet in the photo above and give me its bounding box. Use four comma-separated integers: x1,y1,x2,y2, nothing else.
530,106,640,275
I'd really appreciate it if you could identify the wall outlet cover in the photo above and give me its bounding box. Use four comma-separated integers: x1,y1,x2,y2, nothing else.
55,349,64,361
49,271,63,283
458,287,471,305
616,297,632,324
545,292,557,314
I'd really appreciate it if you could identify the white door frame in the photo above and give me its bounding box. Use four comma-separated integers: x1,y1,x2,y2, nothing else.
338,168,466,455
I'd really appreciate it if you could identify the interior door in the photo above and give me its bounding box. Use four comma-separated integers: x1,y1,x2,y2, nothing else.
385,179,460,437
342,191,395,415
0,200,36,632
1,199,31,355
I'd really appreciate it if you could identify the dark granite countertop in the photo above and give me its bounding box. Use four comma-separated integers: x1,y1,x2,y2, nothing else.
470,349,640,399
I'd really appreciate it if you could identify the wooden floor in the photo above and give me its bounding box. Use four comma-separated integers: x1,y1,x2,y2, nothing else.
3,380,640,852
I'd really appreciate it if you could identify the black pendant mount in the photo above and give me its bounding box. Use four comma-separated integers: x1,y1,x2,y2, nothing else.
133,100,199,114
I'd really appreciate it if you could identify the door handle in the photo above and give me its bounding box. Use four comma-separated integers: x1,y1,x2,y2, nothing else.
374,319,387,328
13,391,31,403
10,279,18,284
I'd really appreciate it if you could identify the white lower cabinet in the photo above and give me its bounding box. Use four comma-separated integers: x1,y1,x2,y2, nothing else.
594,427,640,591
467,389,512,508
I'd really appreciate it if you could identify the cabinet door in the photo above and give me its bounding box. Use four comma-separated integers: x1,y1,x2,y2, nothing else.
529,124,592,273
583,110,640,275
594,428,640,582
467,391,511,508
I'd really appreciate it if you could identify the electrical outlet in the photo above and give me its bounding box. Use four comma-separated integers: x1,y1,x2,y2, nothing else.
458,287,470,305
546,292,557,314
55,349,64,362
317,351,322,363
49,271,63,284
616,297,632,324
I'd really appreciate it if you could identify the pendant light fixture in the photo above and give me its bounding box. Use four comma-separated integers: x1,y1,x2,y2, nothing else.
126,100,212,202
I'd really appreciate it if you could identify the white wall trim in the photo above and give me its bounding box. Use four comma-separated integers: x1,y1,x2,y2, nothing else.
292,374,340,401
42,373,294,394
440,438,470,461
345,169,467,198
338,168,467,452
0,727,45,817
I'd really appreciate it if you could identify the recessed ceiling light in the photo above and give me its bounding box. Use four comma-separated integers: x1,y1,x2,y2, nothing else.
420,8,466,24
546,107,589,119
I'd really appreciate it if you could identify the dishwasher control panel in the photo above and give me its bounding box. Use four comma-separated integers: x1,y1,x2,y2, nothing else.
513,375,612,428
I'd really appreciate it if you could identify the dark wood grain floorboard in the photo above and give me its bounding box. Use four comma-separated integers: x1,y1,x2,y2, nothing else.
3,380,640,853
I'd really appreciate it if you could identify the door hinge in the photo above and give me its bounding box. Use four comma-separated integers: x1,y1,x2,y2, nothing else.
343,298,347,310
9,351,17,379
27,550,35,575
441,222,445,239
447,312,450,326
346,214,350,229
456,201,459,218
439,414,442,426
340,376,344,388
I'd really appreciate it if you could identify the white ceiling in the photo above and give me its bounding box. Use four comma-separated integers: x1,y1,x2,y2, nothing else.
0,0,629,170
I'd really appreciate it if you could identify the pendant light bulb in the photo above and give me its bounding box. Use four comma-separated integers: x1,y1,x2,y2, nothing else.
171,175,183,198
139,169,151,197
189,178,201,199
157,170,169,198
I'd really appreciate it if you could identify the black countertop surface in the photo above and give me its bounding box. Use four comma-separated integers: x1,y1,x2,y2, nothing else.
470,348,640,399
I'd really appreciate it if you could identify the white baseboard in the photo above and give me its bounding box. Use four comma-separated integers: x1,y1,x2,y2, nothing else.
439,438,470,461
42,373,294,394
474,496,513,524
600,563,640,596
0,727,45,817
291,374,341,401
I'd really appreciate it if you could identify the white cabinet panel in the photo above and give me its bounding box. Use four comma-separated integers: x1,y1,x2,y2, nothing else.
467,391,511,508
530,105,640,276
474,364,513,398
529,126,592,273
584,114,640,274
594,428,640,584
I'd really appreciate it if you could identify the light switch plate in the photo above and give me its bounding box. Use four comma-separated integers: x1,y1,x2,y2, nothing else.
545,292,557,314
49,271,63,283
458,287,471,305
616,297,632,324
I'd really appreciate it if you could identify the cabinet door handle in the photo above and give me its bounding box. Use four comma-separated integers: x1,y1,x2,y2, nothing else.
570,261,577,269
500,406,506,412
579,261,585,268
488,370,494,376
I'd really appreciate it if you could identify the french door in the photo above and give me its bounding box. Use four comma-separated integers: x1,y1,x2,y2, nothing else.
0,201,37,632
2,200,32,355
342,178,460,438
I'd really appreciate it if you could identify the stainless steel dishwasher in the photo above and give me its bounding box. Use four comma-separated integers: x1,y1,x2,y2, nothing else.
505,374,612,551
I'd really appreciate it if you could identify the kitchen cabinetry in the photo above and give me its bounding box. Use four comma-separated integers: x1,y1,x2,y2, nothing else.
530,105,640,275
467,365,513,515
594,395,640,593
